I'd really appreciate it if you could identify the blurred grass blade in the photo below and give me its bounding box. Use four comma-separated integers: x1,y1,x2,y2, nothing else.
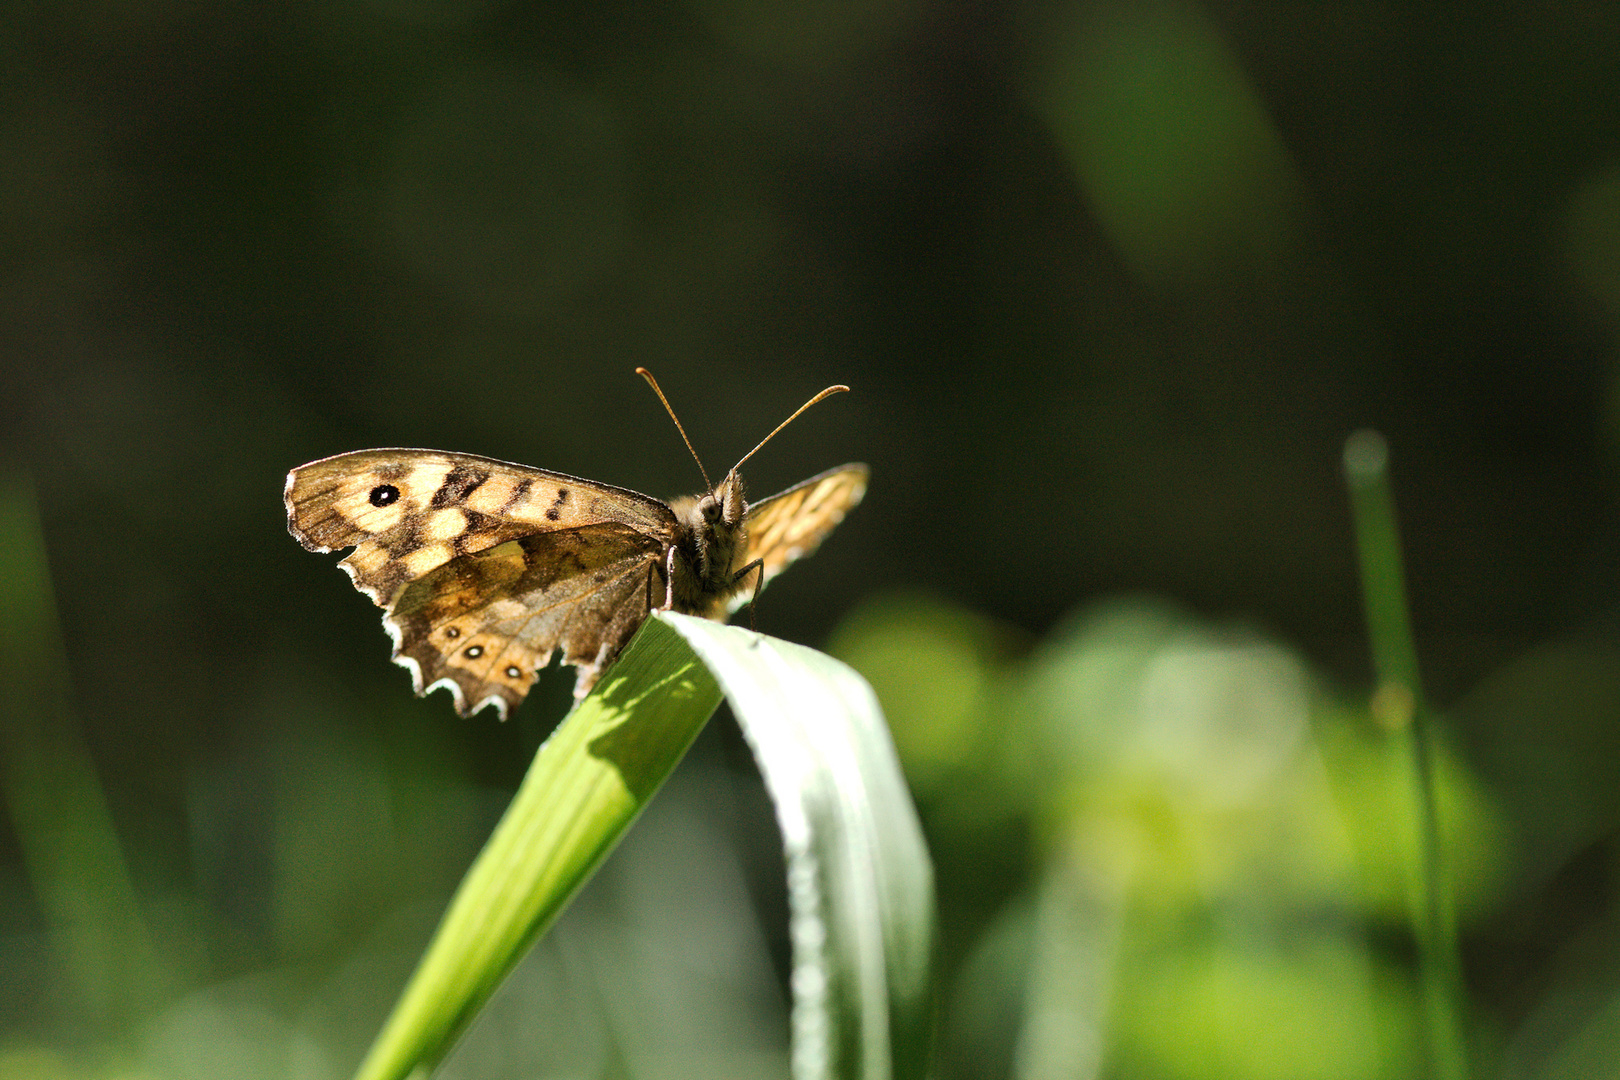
661,611,936,1080
1343,431,1423,701
1342,431,1469,1080
351,615,723,1080
1013,846,1123,1080
0,472,164,1029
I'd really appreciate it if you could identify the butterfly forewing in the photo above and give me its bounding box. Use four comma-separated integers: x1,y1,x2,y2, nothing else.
724,463,869,615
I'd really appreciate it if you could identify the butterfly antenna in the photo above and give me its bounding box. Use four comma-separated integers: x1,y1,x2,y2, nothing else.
636,367,715,494
729,384,850,474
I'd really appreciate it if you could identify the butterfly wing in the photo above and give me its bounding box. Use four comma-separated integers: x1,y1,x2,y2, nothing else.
722,462,869,615
286,449,676,717
385,526,664,717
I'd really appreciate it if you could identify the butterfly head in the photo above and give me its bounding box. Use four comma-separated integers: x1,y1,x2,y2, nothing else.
693,469,747,555
667,468,748,593
636,366,846,586
703,469,747,529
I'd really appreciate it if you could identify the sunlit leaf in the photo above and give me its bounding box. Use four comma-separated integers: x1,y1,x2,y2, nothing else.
663,611,935,1080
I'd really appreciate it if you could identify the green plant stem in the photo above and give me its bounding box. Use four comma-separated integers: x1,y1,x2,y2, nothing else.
1343,431,1467,1080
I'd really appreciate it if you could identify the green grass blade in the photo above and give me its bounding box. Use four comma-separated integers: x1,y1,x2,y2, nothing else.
1343,430,1469,1080
1344,431,1424,701
351,615,722,1080
0,472,165,1030
660,611,937,1080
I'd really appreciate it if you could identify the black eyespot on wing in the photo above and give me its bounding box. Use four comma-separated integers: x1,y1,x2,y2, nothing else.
464,645,484,659
444,627,460,639
504,665,522,679
370,484,401,507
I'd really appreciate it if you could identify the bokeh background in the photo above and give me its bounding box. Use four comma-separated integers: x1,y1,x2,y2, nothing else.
5,0,1620,1077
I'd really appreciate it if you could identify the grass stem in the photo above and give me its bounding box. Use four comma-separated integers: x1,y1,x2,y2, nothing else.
1343,430,1468,1080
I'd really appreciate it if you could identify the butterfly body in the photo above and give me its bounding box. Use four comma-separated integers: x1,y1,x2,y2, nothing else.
286,447,866,718
665,469,753,614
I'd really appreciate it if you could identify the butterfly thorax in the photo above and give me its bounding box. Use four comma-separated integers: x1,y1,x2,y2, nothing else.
665,470,748,613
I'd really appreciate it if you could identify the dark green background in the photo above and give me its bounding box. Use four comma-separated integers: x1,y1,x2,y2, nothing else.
4,0,1619,1076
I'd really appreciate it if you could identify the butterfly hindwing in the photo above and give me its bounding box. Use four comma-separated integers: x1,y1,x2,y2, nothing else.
386,526,666,717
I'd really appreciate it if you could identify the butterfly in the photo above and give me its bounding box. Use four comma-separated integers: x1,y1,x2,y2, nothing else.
284,369,867,719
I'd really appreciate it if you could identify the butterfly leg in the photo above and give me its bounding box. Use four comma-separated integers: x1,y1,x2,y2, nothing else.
729,558,766,631
661,546,679,610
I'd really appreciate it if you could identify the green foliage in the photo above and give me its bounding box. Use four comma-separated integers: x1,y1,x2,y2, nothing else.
833,592,1513,1080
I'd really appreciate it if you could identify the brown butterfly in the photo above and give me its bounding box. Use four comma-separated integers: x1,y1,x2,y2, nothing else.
285,369,866,719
